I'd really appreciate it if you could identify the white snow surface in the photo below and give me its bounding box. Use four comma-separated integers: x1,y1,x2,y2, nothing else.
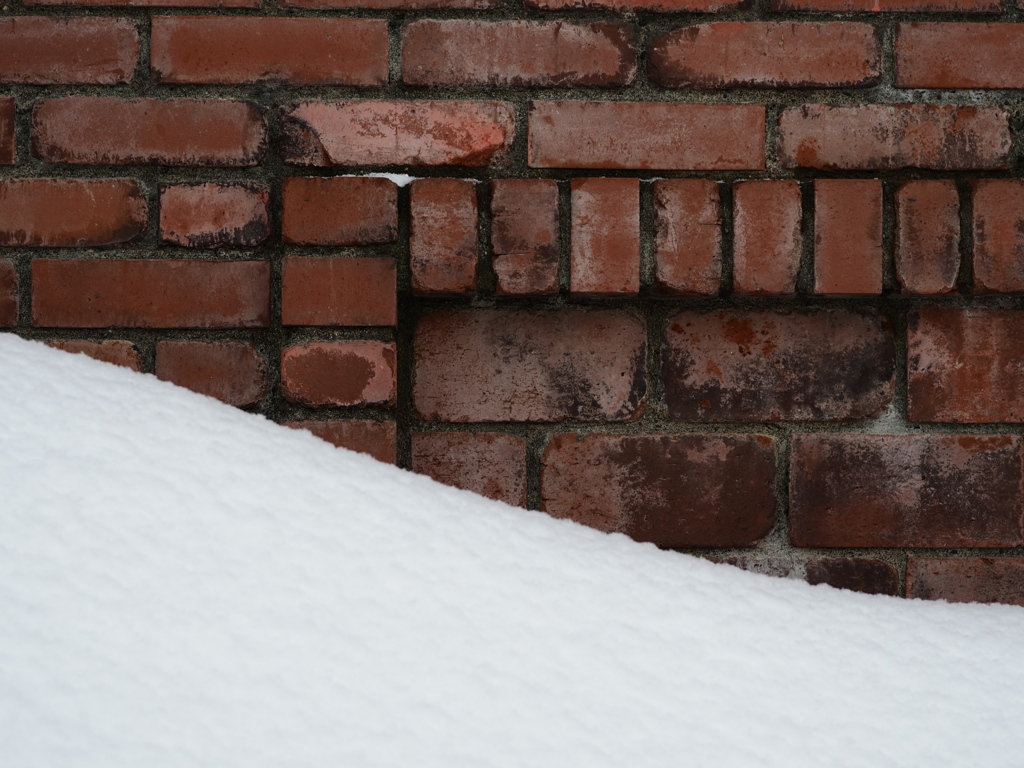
1,334,1023,768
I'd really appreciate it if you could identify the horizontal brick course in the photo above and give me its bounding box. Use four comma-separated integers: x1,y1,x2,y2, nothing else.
907,557,1024,607
773,0,998,9
45,340,142,371
281,341,396,408
27,0,258,6
159,183,269,249
724,557,899,596
283,0,498,7
528,0,745,11
282,257,397,327
281,177,397,246
412,432,528,507
285,420,397,464
0,17,139,85
896,24,1024,89
155,341,266,406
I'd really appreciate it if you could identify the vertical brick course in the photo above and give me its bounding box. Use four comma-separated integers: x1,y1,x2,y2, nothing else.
814,179,882,296
410,179,479,296
491,179,560,296
895,181,960,295
571,178,640,296
732,180,801,296
653,180,721,296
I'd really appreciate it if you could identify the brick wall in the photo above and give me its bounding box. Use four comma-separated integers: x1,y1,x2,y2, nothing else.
3,0,1024,606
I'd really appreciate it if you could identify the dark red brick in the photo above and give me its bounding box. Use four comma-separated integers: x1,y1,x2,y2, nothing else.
414,309,646,423
778,104,1010,171
791,433,1024,548
281,177,397,246
896,24,1024,89
653,179,721,296
491,179,559,296
45,340,141,371
281,101,515,167
284,419,397,464
28,0,258,6
0,261,17,327
972,179,1024,293
732,180,801,296
160,183,269,249
541,433,776,548
33,97,267,167
528,0,745,10
403,21,635,88
32,259,269,328
722,556,899,596
528,101,765,171
907,557,1024,606
156,341,266,406
283,0,498,7
282,257,396,327
814,179,882,296
0,17,139,85
572,178,639,296
0,98,15,165
410,179,478,296
0,179,146,248
281,341,396,408
895,180,960,295
412,432,528,507
663,310,894,421
772,0,998,11
651,23,879,89
151,17,387,87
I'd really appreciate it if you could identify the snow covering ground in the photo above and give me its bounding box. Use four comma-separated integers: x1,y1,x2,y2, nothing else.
1,333,1023,768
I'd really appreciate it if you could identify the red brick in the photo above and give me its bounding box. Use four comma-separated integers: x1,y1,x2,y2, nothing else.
541,433,776,548
528,0,745,11
723,556,899,596
0,17,138,85
414,309,646,422
1,98,15,165
412,432,527,507
651,23,879,89
283,0,498,7
282,257,396,327
895,180,960,295
772,0,997,10
908,309,1024,423
907,557,1024,607
663,310,894,421
653,179,721,296
32,98,267,167
571,178,639,296
402,21,635,88
281,341,396,408
284,419,397,464
0,261,17,327
281,177,397,246
814,179,882,296
45,340,141,371
896,24,1024,89
160,183,269,249
281,101,515,167
790,433,1024,549
156,341,266,406
32,259,269,329
411,179,479,296
972,179,1024,293
732,180,801,296
778,104,1010,171
490,179,559,296
0,179,146,247
151,17,387,87
28,0,258,6
529,101,765,170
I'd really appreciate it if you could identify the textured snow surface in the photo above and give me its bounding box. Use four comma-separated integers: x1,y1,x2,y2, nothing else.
1,334,1023,768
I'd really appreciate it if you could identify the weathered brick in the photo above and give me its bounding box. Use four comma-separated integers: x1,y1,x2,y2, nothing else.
895,180,960,295
284,419,397,464
414,309,646,422
528,101,765,170
663,310,894,421
33,98,267,167
653,179,721,296
972,179,1024,293
402,21,635,88
156,341,266,406
160,183,269,249
151,17,387,86
45,340,141,371
814,179,883,296
907,557,1024,607
0,261,17,327
28,0,258,6
778,104,1010,171
772,0,998,10
283,0,498,7
528,0,745,11
282,256,396,327
491,179,559,296
0,17,139,85
541,433,776,548
0,179,146,248
281,341,396,408
32,259,269,328
723,556,899,595
908,309,1024,423
412,432,528,507
896,24,1024,89
0,98,13,165
281,101,515,167
281,177,397,246
411,179,478,296
732,180,801,296
790,433,1024,548
572,178,639,296
650,23,879,89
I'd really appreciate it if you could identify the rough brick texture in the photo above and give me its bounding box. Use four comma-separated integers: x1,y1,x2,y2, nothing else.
491,179,559,296
971,179,1024,293
156,341,267,406
907,558,1024,607
732,180,801,296
814,179,883,296
282,257,396,327
281,342,396,408
0,17,139,85
412,432,528,507
653,180,721,296
29,0,259,5
529,0,745,10
896,24,1024,89
895,181,960,295
281,177,397,246
0,262,17,327
45,341,142,371
773,0,997,9
285,420,397,464
160,183,269,249
571,178,640,296
410,179,479,296
724,557,899,596
0,98,14,165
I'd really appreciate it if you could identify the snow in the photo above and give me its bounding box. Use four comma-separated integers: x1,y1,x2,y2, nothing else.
1,333,1022,768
